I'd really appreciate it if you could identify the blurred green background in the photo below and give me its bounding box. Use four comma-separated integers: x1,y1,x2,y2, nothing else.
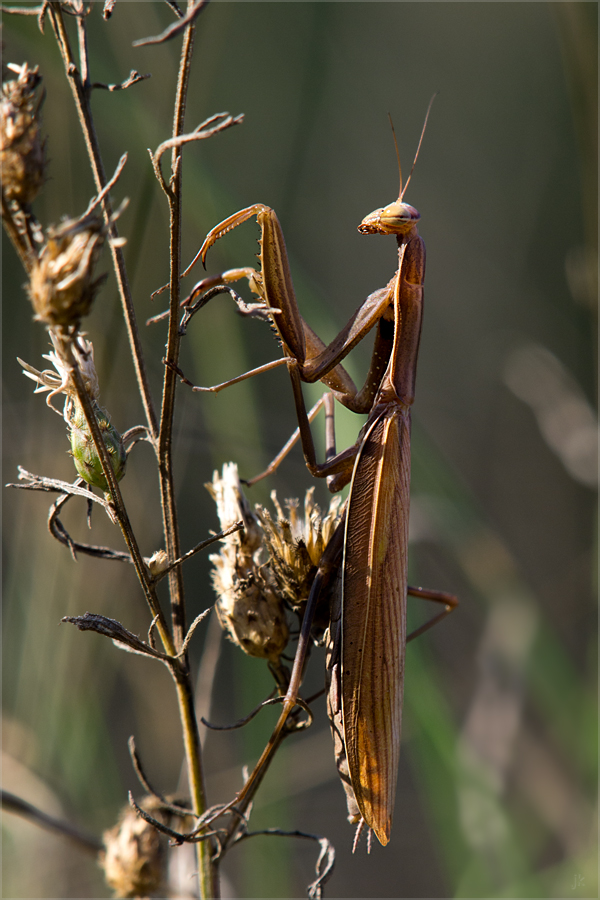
2,2,597,898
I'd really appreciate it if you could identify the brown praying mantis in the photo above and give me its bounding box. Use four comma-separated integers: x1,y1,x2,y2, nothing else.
175,103,457,846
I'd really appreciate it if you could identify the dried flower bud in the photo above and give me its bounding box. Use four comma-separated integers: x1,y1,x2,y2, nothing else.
146,549,169,577
27,211,107,327
207,463,289,663
19,333,126,491
100,797,168,898
0,61,45,204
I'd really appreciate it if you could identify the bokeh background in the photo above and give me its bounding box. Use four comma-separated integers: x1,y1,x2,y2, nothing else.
2,2,597,898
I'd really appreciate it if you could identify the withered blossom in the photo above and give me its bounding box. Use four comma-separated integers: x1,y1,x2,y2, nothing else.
27,211,109,327
100,797,169,899
0,61,45,204
207,463,346,664
256,487,344,617
207,463,289,664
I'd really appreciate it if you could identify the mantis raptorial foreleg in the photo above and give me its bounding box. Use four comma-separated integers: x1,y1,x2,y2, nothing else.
182,216,398,414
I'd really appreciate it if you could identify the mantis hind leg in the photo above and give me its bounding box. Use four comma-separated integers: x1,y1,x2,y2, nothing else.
406,585,458,642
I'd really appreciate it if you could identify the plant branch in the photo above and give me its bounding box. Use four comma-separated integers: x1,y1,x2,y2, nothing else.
91,69,150,92
128,736,194,817
47,1,158,440
152,7,218,895
132,0,208,47
62,612,175,661
153,521,243,581
231,828,335,900
56,332,175,655
1,188,36,273
2,789,103,855
155,18,195,660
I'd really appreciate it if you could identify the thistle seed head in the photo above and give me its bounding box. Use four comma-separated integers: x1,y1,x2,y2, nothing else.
28,210,108,327
255,487,345,613
208,465,346,660
100,797,168,898
0,61,45,204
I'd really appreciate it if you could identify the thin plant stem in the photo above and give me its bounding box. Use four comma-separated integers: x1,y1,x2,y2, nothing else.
174,675,217,893
48,2,158,440
58,333,175,655
55,340,213,898
157,19,193,654
1,189,35,273
156,9,219,894
1,790,103,855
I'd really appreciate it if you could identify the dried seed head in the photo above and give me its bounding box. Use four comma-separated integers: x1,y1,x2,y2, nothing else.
100,797,168,898
256,487,345,623
19,334,126,491
28,210,108,327
0,61,45,204
207,463,289,662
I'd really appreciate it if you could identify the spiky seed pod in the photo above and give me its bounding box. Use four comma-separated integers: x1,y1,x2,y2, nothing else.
0,61,45,204
255,488,345,641
255,497,314,610
99,797,169,899
207,463,289,663
19,333,126,491
27,211,108,327
66,395,126,491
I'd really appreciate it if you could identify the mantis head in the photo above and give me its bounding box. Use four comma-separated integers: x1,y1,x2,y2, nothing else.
358,95,436,237
358,200,420,236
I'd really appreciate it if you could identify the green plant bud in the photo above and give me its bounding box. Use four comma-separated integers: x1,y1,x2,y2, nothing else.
28,211,107,327
0,61,45,204
67,396,126,491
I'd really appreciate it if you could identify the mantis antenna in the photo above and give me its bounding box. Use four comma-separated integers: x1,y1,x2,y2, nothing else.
388,112,404,200
395,91,439,202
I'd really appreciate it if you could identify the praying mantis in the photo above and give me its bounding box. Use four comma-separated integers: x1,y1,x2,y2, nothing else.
177,104,457,846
